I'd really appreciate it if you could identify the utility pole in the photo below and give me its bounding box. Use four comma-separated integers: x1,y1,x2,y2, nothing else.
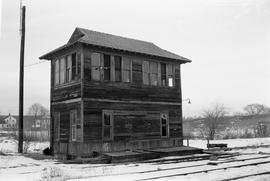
18,5,26,153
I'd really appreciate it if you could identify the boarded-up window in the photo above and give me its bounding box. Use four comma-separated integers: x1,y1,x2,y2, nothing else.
150,62,158,86
91,53,101,80
70,110,77,141
102,111,113,140
104,54,111,81
142,61,150,85
161,63,166,86
60,57,66,84
54,59,60,86
132,60,142,84
115,56,122,82
54,112,60,140
160,113,169,137
123,57,131,83
66,55,72,82
167,64,174,87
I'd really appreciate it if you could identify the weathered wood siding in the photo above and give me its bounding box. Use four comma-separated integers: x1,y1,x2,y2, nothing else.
52,102,81,142
83,101,182,142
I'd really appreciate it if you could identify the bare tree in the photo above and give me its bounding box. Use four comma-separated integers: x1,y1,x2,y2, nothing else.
27,103,49,117
200,104,227,140
244,104,270,115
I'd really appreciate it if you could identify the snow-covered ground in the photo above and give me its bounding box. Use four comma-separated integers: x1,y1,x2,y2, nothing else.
0,137,270,181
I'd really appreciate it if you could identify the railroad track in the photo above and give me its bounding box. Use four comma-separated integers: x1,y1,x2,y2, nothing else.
137,159,270,181
69,155,270,180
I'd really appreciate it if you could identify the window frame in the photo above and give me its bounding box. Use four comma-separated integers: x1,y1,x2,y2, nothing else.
142,61,150,85
150,61,158,86
102,110,114,141
167,64,174,87
103,54,111,81
54,112,60,141
160,113,169,138
122,57,131,83
53,51,80,87
114,55,122,82
70,110,77,141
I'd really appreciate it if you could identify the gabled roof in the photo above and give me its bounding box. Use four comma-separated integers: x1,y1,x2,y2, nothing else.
40,27,191,63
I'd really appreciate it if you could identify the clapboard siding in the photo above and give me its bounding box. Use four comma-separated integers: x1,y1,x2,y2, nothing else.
83,100,182,143
52,83,81,102
83,82,180,103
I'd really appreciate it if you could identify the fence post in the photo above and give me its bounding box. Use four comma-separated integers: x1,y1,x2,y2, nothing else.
207,138,209,149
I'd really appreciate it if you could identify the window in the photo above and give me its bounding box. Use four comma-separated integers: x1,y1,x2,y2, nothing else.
123,58,131,82
54,60,60,86
132,60,143,84
66,55,72,82
150,62,158,86
91,52,101,80
160,113,169,137
60,57,66,84
142,61,150,85
54,112,60,140
161,63,166,86
70,110,77,141
102,111,113,140
71,53,77,80
104,54,111,81
167,64,174,87
115,56,122,82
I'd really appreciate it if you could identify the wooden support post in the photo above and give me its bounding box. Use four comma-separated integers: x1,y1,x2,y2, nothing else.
18,6,26,153
207,138,209,150
187,137,189,147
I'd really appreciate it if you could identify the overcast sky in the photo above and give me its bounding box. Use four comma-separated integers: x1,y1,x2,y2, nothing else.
0,0,269,117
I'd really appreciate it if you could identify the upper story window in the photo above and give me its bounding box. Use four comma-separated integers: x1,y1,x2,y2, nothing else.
54,60,60,86
150,61,158,86
60,57,66,84
104,54,111,81
123,58,131,83
142,61,150,85
167,64,174,87
54,52,80,86
114,56,122,82
161,63,166,86
88,52,176,88
91,52,101,80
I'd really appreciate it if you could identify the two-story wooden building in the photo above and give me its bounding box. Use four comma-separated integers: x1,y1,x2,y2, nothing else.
40,27,191,159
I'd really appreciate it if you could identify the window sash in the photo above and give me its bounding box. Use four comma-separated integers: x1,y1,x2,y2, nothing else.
54,60,60,86
70,110,77,141
115,56,122,82
71,53,77,80
104,54,111,81
66,55,72,82
54,112,60,140
91,53,101,80
143,61,150,85
150,62,158,86
123,58,131,82
161,63,166,86
60,57,66,84
102,111,113,140
160,113,169,137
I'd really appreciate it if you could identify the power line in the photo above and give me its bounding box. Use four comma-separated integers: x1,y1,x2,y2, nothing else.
24,60,47,67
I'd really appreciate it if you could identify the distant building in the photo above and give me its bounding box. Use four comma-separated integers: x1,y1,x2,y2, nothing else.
0,114,50,131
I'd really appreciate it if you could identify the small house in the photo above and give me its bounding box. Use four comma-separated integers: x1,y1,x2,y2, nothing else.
40,27,191,159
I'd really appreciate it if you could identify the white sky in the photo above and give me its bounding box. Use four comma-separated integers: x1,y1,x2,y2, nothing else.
0,0,269,117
